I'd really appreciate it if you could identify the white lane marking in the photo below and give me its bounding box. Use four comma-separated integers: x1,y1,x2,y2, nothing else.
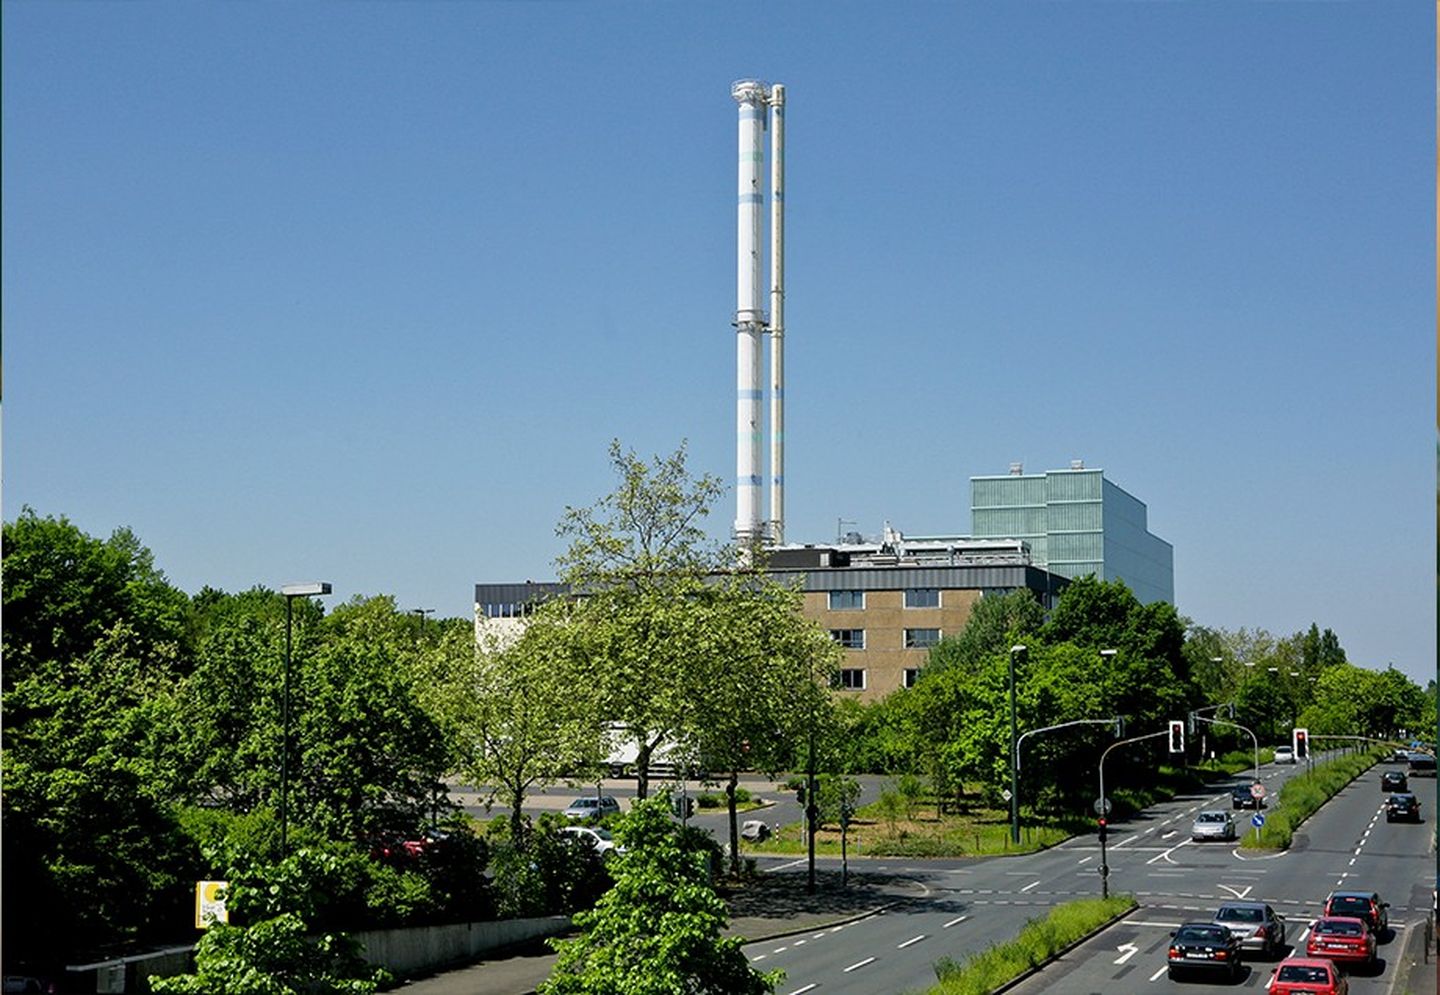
1219,884,1253,900
1147,838,1192,865
843,957,875,972
1020,880,1040,893
942,915,969,929
1297,926,1311,943
1149,965,1168,981
897,935,926,949
792,939,806,946
751,953,767,960
1114,942,1139,964
1160,830,1177,839
1125,919,1184,928
769,858,807,871
1078,855,1094,864
788,985,817,995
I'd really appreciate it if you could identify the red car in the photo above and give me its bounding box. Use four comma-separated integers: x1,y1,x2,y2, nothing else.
1305,917,1375,967
1268,957,1349,995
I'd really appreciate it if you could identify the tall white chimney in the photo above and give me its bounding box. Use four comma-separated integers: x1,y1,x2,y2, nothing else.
731,79,785,552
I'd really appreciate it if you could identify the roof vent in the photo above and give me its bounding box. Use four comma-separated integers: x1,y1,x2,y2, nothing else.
1070,459,1085,470
1009,462,1024,475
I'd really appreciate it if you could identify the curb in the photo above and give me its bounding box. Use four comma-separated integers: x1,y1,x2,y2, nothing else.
731,902,899,945
988,900,1141,994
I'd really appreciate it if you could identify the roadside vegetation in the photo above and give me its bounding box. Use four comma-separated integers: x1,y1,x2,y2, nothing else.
4,438,1434,986
928,895,1138,995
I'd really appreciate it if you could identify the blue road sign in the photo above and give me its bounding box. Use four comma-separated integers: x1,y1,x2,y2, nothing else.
1251,814,1265,828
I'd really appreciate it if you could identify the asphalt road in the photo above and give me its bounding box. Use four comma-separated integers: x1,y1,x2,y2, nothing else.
742,753,1428,995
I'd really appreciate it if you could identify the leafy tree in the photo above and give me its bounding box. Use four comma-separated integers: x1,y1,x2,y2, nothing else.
554,441,729,799
420,607,604,840
925,589,1043,675
150,848,391,995
540,796,779,995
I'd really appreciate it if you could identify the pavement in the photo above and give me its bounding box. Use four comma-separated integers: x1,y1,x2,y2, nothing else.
389,867,914,995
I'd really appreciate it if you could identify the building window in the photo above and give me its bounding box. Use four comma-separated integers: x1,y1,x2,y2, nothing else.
833,668,866,691
828,590,865,610
904,588,940,608
830,629,865,649
482,601,535,619
903,668,921,688
905,628,941,649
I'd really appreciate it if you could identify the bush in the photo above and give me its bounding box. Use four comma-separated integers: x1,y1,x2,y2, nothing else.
1241,747,1383,849
930,895,1136,994
697,787,753,809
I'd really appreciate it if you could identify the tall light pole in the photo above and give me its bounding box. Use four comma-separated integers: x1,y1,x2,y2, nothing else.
281,582,332,856
411,607,434,640
1008,645,1026,845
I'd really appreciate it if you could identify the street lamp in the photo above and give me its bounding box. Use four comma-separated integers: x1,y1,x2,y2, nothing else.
1008,645,1026,845
411,607,434,640
280,582,332,856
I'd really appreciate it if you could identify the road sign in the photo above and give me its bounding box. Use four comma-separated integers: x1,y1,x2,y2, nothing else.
1094,797,1112,815
1251,814,1265,828
1001,789,1012,802
1249,782,1266,799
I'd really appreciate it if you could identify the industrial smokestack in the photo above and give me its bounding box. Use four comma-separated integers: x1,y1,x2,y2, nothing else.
730,79,784,553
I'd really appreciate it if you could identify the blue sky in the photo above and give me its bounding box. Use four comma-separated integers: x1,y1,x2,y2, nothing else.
4,3,1433,684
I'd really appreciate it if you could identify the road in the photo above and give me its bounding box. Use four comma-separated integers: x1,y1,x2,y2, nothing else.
742,755,1434,995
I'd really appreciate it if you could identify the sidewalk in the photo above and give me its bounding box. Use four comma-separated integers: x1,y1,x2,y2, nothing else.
390,869,918,995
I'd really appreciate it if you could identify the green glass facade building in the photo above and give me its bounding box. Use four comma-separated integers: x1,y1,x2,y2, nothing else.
970,466,1174,605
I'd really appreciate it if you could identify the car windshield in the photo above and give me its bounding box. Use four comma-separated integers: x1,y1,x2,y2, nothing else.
1330,896,1371,914
590,827,614,840
1314,920,1363,936
1197,813,1226,823
1176,926,1228,943
1218,906,1263,922
1277,965,1330,983
571,799,597,809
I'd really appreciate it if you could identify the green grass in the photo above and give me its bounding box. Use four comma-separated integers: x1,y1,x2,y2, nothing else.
927,895,1138,994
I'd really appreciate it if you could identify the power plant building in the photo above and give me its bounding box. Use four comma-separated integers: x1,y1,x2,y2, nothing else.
970,463,1174,605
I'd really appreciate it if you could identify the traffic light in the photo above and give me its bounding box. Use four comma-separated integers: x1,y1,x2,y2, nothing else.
671,795,694,819
1293,727,1309,760
1098,817,1108,843
1168,720,1185,754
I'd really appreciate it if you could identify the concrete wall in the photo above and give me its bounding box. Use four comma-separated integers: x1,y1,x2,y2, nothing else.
354,915,572,979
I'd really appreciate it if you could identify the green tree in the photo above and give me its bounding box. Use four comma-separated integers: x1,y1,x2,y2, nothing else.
554,440,730,799
925,589,1043,675
150,848,391,995
540,796,779,995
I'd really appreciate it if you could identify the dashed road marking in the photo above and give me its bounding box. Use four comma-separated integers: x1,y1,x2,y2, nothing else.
843,957,875,972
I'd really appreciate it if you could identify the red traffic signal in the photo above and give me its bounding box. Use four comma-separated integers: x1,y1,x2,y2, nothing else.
1097,817,1108,842
1168,720,1185,754
1293,727,1309,760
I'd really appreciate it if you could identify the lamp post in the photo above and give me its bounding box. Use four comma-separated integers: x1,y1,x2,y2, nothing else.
1008,645,1026,845
411,607,434,639
280,582,332,857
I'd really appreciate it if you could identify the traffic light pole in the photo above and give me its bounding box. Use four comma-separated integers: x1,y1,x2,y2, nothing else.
1097,730,1169,899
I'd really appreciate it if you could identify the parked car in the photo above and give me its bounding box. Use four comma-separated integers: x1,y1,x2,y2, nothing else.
1385,792,1421,823
562,795,622,820
1167,922,1243,982
1305,916,1375,967
1323,891,1388,935
1380,770,1408,792
1273,746,1297,764
1192,810,1238,842
1232,784,1265,809
559,824,624,859
1214,901,1287,957
1267,957,1348,995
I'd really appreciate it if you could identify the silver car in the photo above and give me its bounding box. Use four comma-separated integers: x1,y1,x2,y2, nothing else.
1213,901,1287,957
1191,810,1237,842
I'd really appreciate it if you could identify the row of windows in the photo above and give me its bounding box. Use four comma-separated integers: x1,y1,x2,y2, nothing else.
479,602,537,619
827,628,941,649
828,588,942,610
832,668,924,691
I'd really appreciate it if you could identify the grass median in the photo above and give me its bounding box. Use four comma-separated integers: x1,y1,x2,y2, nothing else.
927,894,1138,995
1240,747,1385,849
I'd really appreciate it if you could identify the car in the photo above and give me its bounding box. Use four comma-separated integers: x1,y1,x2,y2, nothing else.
1380,770,1408,792
559,824,624,859
1304,916,1375,967
1167,922,1243,982
1267,957,1348,994
1214,901,1288,957
1406,752,1437,777
1192,810,1238,842
562,795,622,820
1385,792,1421,823
1389,747,1411,763
3,979,57,994
1323,891,1388,935
1232,784,1265,809
1273,745,1297,764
